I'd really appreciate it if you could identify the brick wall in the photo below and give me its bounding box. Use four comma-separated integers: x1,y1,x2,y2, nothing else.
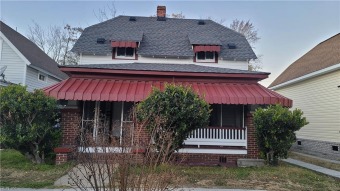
61,108,81,147
245,112,260,159
55,108,81,165
177,153,247,166
56,107,260,166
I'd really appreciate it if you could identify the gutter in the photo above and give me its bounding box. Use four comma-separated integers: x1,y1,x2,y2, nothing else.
270,63,340,90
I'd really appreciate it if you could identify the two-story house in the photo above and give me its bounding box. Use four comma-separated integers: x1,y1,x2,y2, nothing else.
269,33,340,160
45,6,292,166
0,21,67,91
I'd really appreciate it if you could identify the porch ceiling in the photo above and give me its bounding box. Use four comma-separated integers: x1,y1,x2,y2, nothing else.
44,78,292,107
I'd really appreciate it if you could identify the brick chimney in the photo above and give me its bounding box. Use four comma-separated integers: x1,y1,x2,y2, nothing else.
157,6,166,20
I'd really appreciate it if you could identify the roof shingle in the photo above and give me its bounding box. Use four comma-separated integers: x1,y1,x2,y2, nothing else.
269,33,340,88
72,16,257,61
63,63,269,75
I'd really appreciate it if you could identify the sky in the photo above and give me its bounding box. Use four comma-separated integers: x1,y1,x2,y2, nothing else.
1,1,339,87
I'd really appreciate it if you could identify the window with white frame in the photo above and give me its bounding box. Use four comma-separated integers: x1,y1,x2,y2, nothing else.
81,101,134,145
38,73,47,82
209,104,244,128
115,47,135,58
196,51,215,62
0,39,3,60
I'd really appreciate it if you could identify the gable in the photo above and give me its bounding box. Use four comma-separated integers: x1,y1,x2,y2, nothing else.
270,33,340,88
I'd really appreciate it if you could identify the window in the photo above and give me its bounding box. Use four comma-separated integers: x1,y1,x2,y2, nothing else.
81,101,135,145
0,39,3,60
209,104,244,128
116,47,135,58
38,73,46,82
196,51,215,62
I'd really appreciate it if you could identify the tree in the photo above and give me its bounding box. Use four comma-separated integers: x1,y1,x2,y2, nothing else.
229,19,260,47
93,1,117,22
28,21,83,65
0,85,61,164
136,84,211,152
253,105,308,165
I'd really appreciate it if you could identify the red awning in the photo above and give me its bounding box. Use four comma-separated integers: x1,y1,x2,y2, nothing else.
44,78,292,107
111,41,137,48
193,45,221,53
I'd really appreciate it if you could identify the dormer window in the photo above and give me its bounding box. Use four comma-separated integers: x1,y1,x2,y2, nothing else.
116,47,134,58
197,51,214,61
193,45,220,63
111,41,138,60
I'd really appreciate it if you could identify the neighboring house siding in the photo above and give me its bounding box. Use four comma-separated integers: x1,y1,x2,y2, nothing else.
275,70,340,143
25,66,60,92
0,37,26,85
80,55,248,70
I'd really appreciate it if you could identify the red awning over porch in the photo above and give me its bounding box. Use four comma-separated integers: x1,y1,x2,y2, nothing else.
44,78,292,107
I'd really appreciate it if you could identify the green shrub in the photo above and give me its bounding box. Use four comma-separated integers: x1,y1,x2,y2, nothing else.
0,85,61,164
253,104,308,165
136,84,210,152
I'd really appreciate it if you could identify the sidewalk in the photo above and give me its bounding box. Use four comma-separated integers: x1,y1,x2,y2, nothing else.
283,158,340,179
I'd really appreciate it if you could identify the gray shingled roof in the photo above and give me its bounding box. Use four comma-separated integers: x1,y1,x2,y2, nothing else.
0,21,68,80
72,16,257,61
64,63,268,75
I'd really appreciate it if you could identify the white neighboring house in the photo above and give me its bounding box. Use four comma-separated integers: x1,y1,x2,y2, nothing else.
0,21,67,91
269,33,340,160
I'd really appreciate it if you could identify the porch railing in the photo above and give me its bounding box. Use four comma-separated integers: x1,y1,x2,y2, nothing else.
184,126,247,147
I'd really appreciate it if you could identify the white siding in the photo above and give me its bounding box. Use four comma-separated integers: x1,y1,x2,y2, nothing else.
275,70,340,143
25,66,60,92
0,36,26,85
80,54,248,70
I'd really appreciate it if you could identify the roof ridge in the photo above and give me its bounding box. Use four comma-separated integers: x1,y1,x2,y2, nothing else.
316,33,340,46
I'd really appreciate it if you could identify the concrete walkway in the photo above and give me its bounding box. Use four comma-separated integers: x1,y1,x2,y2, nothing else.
283,158,340,179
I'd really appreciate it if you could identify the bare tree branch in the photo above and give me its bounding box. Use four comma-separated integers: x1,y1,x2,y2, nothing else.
230,19,260,46
27,21,83,65
94,1,117,22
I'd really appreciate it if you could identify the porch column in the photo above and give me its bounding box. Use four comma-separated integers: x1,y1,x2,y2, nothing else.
55,108,81,165
246,112,260,159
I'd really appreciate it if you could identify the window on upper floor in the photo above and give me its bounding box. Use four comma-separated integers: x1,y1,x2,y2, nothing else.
115,47,135,58
38,73,47,82
0,39,3,60
196,51,215,62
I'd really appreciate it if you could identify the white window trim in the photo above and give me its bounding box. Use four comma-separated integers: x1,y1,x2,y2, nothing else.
0,38,3,60
115,47,135,59
196,51,215,63
38,72,47,83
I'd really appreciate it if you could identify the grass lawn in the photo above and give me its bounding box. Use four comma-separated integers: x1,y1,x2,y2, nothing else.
0,149,72,188
1,149,339,190
173,163,340,191
289,151,340,171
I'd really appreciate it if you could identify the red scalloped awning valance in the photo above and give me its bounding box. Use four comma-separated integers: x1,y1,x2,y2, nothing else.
44,78,292,107
193,45,221,53
111,41,137,48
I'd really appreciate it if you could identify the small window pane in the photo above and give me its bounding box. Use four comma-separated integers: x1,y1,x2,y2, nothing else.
222,105,243,127
39,74,46,81
206,51,214,59
83,101,95,120
125,48,134,57
209,104,221,127
117,47,125,56
123,102,134,121
197,51,205,60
